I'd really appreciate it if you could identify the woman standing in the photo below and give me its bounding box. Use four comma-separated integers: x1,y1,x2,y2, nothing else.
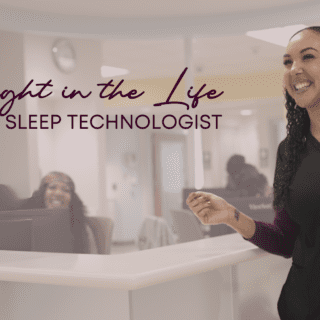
187,26,320,319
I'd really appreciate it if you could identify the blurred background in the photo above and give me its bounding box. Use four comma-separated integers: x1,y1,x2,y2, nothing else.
0,0,317,249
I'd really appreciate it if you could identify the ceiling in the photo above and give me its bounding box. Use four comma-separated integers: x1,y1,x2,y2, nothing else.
101,35,285,80
0,0,319,80
0,0,311,18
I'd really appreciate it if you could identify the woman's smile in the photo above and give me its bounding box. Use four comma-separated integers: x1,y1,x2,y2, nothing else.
44,180,71,209
292,80,312,93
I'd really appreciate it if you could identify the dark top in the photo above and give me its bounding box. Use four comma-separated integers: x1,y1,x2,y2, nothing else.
244,131,320,319
226,163,267,197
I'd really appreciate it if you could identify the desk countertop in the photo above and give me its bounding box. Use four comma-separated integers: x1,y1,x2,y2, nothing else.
0,234,268,290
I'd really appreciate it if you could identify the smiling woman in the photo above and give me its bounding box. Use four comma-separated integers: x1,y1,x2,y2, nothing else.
44,177,72,209
186,26,320,320
21,171,89,254
283,27,320,111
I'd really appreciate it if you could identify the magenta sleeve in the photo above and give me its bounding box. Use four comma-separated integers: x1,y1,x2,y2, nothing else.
243,207,300,258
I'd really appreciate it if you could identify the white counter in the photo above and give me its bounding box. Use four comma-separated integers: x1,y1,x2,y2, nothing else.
0,234,291,320
0,233,265,289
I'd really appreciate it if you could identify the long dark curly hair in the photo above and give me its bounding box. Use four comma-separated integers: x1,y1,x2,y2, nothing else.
273,26,320,208
273,92,310,208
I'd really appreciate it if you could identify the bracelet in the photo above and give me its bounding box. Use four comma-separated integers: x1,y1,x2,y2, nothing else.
234,208,240,221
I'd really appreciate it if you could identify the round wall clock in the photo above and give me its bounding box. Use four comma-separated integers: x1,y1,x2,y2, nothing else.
52,39,76,73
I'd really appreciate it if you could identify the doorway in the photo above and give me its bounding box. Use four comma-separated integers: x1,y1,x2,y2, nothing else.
153,133,188,229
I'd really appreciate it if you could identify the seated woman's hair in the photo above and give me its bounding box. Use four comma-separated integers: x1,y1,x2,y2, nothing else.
226,155,246,174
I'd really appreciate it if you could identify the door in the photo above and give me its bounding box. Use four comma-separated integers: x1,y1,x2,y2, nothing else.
153,133,187,229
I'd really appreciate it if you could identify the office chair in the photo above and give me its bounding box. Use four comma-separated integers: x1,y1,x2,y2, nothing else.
85,217,114,254
171,210,205,243
137,215,176,250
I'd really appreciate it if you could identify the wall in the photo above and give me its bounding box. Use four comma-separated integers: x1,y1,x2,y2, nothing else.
0,30,32,198
105,126,144,241
201,97,285,189
23,33,106,216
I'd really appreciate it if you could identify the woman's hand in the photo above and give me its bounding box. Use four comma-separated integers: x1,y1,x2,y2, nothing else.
186,191,234,225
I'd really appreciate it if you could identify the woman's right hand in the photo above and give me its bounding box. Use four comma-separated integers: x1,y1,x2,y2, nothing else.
186,191,234,225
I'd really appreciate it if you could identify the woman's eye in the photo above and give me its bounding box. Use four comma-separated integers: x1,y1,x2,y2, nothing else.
283,59,292,66
303,54,314,60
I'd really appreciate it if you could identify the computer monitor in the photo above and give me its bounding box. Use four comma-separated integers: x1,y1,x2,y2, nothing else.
209,196,275,237
0,208,74,253
0,218,33,251
224,196,275,224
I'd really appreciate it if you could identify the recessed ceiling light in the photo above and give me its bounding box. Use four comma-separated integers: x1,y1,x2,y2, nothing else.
101,66,129,78
246,24,308,47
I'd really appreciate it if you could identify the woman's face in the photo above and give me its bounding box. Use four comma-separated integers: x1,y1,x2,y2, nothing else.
44,180,71,209
283,29,320,109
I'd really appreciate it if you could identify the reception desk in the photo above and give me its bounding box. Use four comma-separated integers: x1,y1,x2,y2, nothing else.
0,234,291,319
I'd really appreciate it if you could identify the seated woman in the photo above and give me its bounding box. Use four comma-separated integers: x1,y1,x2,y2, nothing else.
226,154,270,197
21,171,90,254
